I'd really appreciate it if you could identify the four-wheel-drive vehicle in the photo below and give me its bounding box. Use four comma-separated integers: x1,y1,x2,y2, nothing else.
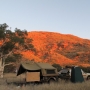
17,61,59,84
81,69,90,80
58,68,71,80
58,66,90,80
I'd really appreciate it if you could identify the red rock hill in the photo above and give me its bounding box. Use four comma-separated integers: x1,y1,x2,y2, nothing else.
22,31,90,67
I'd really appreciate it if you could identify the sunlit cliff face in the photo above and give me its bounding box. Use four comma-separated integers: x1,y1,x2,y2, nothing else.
1,31,90,67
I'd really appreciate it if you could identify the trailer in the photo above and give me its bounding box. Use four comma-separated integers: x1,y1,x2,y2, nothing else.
17,61,59,84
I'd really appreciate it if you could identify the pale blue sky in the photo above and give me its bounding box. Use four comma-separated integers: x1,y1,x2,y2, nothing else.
0,0,90,39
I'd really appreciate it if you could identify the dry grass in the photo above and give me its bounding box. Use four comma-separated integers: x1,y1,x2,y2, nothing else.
3,73,25,83
0,78,90,90
1,73,90,90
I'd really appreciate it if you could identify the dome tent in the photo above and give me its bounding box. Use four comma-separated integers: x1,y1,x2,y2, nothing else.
71,66,84,83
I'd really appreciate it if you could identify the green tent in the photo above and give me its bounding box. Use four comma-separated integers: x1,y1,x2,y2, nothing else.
71,66,84,83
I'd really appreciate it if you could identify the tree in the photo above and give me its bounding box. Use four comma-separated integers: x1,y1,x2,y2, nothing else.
52,63,62,71
0,23,35,77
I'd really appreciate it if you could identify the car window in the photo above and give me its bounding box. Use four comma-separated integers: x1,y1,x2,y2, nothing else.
46,69,55,74
59,69,69,73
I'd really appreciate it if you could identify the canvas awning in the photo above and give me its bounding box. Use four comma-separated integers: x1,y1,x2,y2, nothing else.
36,63,55,69
17,61,41,76
17,61,55,76
21,62,41,70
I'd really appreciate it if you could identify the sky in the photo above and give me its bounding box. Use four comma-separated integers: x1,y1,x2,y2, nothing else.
0,0,90,39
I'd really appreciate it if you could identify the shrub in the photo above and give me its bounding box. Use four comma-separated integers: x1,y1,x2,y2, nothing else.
52,63,62,71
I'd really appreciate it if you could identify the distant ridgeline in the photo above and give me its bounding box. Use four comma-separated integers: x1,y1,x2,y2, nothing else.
22,31,90,67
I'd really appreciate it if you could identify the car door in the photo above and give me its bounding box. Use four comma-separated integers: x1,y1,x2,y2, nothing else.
81,69,87,79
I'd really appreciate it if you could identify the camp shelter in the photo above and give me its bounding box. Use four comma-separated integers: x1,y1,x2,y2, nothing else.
17,61,57,82
71,66,84,83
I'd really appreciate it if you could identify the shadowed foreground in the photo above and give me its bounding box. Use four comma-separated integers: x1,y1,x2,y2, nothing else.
0,79,90,90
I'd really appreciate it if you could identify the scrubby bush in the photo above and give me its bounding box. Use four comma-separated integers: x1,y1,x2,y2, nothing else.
4,65,16,73
52,63,62,71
